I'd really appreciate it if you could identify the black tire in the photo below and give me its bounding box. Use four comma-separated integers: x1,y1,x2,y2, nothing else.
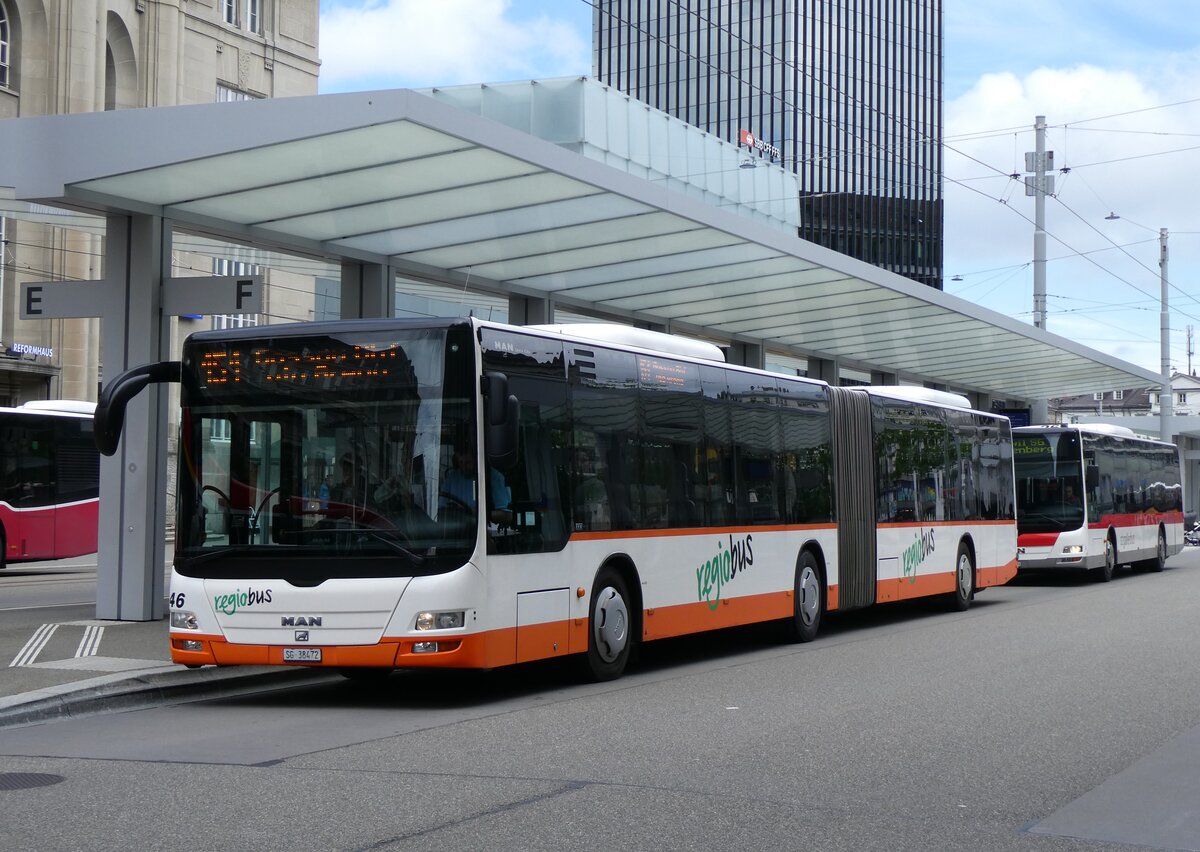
948,541,974,611
583,566,633,682
1091,535,1116,583
785,550,823,642
1144,528,1167,573
0,524,6,570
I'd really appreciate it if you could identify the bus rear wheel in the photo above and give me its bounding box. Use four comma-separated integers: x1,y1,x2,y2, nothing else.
1142,528,1167,573
582,567,633,682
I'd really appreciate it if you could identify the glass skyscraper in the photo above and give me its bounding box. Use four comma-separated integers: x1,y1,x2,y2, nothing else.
594,1,943,289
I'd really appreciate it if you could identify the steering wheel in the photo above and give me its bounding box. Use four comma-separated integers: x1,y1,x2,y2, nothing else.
438,491,474,512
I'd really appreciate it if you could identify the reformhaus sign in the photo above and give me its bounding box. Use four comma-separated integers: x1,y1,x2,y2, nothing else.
7,342,54,358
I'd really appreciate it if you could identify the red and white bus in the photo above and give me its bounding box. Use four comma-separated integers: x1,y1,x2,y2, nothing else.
96,318,1017,680
1014,424,1184,581
0,400,100,569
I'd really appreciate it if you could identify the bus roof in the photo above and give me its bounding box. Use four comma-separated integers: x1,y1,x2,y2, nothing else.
857,385,973,410
19,399,96,415
524,323,726,363
1014,423,1173,445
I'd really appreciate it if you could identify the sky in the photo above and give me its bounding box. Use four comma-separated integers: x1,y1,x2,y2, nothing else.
318,0,1200,379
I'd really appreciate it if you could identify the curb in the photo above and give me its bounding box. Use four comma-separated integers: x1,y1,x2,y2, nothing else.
0,665,338,729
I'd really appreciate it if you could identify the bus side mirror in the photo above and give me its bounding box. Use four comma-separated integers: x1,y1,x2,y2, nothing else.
1086,465,1099,489
94,361,182,456
483,372,519,472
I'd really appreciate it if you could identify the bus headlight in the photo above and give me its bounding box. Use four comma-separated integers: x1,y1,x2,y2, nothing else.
1062,545,1084,554
170,611,199,630
415,610,465,631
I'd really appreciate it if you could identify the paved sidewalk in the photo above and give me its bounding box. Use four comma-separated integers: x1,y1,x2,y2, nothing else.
0,605,333,728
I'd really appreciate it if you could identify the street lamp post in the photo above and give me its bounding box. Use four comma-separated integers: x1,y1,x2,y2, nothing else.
1160,227,1173,442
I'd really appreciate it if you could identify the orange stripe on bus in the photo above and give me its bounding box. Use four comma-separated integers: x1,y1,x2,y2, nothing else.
642,591,795,640
170,558,1019,671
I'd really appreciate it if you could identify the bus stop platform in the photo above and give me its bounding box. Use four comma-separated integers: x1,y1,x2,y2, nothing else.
0,603,333,728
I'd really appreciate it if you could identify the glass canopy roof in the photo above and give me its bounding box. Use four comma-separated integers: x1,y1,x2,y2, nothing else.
0,86,1159,402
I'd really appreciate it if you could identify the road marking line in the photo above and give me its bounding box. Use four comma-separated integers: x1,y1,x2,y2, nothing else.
75,624,104,657
9,623,58,667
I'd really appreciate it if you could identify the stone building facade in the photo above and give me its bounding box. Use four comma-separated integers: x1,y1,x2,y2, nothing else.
0,0,319,405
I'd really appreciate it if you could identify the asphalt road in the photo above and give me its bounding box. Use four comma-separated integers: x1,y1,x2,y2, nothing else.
3,551,1200,851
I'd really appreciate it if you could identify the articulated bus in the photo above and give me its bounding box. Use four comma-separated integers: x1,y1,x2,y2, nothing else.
0,400,100,569
96,318,1017,681
1013,424,1184,581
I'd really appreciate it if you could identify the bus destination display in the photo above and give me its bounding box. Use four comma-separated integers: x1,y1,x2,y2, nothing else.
196,343,402,388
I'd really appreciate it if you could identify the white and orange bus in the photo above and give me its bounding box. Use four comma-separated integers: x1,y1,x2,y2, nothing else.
1,400,100,569
1014,424,1183,581
96,318,1017,680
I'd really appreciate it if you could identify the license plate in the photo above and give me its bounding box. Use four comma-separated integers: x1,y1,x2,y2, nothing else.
283,648,322,663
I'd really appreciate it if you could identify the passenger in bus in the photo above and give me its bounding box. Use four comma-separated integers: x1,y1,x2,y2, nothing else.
329,453,367,506
1063,484,1080,505
441,446,512,525
573,449,610,530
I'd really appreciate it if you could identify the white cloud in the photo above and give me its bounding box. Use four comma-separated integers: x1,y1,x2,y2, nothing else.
319,0,590,92
943,61,1200,374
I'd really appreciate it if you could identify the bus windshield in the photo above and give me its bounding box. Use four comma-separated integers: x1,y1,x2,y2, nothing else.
175,323,479,581
1014,431,1085,533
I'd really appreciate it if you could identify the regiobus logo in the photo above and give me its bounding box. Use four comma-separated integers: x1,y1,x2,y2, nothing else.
696,534,755,610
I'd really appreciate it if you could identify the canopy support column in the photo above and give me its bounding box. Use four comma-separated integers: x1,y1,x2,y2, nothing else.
340,262,395,318
96,214,171,621
509,295,554,325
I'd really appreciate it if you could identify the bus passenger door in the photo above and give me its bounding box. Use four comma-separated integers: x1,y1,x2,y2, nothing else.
12,423,56,560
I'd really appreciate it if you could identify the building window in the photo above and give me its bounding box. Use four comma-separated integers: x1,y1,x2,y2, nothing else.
1093,392,1104,401
0,1,10,88
217,83,256,102
1113,389,1124,400
1178,392,1188,406
222,1,261,34
212,256,260,331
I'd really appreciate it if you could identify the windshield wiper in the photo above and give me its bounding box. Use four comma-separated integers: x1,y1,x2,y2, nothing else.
179,545,258,569
290,524,428,565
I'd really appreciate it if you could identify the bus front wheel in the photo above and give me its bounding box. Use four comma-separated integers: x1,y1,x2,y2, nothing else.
583,567,633,682
1091,536,1116,583
948,542,974,612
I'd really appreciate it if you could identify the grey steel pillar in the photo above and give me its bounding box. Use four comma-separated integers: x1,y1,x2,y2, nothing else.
870,370,897,385
96,214,171,621
727,341,765,370
340,261,395,319
508,294,554,325
807,356,839,385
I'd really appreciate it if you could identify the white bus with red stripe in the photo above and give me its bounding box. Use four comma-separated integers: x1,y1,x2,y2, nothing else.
0,400,100,569
1014,424,1183,581
96,318,1017,681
